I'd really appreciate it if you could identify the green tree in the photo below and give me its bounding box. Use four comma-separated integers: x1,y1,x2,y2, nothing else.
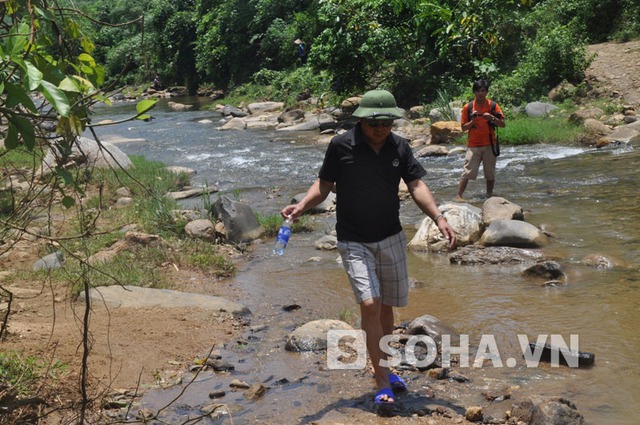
195,0,259,89
1,3,155,422
149,0,199,91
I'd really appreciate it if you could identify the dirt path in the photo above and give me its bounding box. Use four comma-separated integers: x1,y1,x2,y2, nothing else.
586,40,640,105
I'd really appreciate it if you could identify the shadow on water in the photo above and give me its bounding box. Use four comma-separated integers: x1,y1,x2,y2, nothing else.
89,103,640,424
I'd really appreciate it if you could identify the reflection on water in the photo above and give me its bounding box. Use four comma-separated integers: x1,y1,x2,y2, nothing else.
90,99,639,424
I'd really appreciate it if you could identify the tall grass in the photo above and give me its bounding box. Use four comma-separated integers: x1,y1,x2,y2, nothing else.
429,90,459,121
499,116,582,145
256,212,315,237
7,154,239,294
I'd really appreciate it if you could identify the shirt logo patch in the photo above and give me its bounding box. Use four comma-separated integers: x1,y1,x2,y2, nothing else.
392,159,400,167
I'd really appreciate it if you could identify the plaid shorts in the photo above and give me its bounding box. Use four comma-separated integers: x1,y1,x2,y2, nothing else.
336,231,409,307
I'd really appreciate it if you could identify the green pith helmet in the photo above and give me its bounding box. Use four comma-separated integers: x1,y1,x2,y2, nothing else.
352,89,404,120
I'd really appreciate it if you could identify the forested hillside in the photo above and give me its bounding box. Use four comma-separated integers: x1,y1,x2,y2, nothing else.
66,0,640,106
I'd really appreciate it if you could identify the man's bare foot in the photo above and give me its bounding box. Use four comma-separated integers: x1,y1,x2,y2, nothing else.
375,387,395,404
453,195,466,202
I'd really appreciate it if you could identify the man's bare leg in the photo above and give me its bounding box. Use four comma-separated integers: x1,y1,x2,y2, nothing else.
360,298,393,402
455,178,469,202
486,179,495,197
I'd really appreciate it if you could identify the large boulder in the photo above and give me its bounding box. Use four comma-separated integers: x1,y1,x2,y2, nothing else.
415,145,449,157
245,115,278,129
408,203,482,252
211,196,263,244
479,220,549,248
276,113,335,132
430,121,464,144
600,125,640,144
247,101,285,115
482,197,524,226
524,101,558,117
278,109,305,123
583,118,611,136
340,96,361,115
40,137,132,175
449,245,545,265
222,105,247,118
219,117,247,130
569,108,604,124
185,219,216,241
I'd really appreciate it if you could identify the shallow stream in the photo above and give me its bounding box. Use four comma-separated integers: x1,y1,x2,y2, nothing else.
90,97,639,424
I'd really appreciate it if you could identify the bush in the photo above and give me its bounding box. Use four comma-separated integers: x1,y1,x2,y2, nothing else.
490,25,592,107
225,67,333,106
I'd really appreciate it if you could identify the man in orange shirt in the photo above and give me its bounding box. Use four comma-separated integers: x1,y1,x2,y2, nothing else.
455,79,505,202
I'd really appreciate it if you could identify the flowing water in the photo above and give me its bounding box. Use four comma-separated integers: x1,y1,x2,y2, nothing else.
90,97,639,424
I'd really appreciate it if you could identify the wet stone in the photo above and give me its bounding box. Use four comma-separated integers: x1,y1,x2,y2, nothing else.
205,358,235,372
208,390,226,399
244,383,268,400
229,379,251,389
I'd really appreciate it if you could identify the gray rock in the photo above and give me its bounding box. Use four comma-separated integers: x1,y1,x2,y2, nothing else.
211,196,263,244
315,235,337,250
449,245,545,265
605,126,640,144
522,261,566,280
276,113,335,132
569,108,604,124
525,101,558,117
482,197,524,226
415,145,449,157
583,118,611,135
223,105,247,117
247,101,285,115
185,219,216,241
278,109,305,123
115,187,131,197
33,251,63,271
406,314,459,346
81,285,251,316
479,220,549,248
511,397,585,425
529,398,585,425
219,117,246,130
291,191,335,213
408,203,482,252
41,137,132,175
285,319,353,352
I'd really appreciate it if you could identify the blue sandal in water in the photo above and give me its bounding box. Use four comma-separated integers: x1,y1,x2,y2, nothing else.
388,373,407,393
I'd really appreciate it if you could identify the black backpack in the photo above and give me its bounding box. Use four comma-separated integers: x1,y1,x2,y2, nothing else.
467,100,501,156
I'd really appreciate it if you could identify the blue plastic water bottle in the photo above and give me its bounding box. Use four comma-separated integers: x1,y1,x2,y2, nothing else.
273,218,293,255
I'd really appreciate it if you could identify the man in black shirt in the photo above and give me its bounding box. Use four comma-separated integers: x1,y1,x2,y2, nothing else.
281,89,456,407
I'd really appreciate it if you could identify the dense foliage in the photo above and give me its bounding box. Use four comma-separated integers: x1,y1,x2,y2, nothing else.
62,0,639,106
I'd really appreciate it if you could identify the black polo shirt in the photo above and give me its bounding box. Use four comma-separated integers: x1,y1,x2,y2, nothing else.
318,124,427,242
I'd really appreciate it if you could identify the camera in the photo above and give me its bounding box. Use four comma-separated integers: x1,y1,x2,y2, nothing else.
471,112,478,117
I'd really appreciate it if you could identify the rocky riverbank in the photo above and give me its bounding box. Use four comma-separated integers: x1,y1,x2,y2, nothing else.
2,40,639,424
